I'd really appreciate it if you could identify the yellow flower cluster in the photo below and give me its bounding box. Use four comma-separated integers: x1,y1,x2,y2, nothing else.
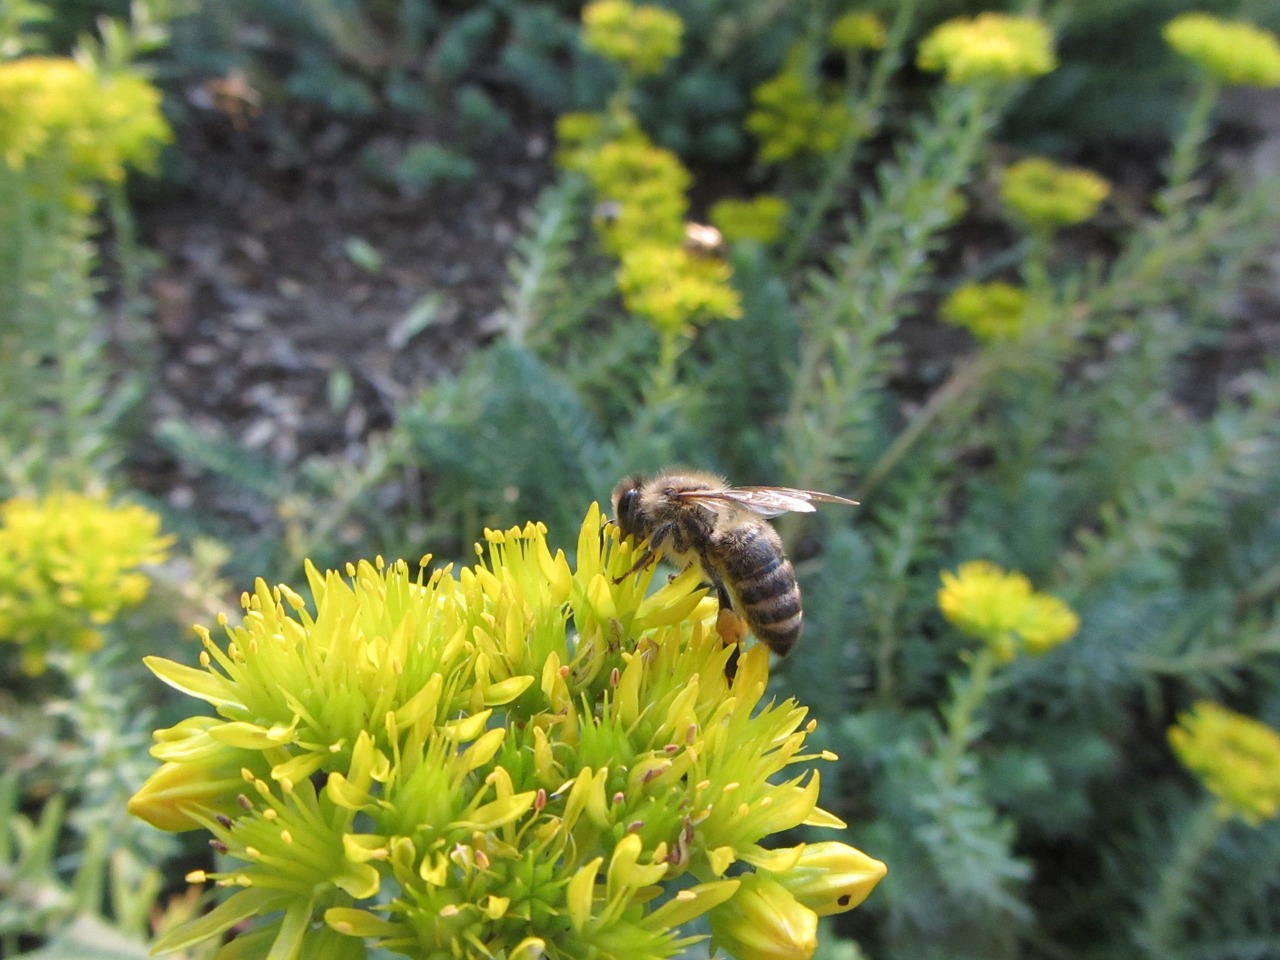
938,560,1078,663
939,281,1029,344
1000,157,1110,233
1163,13,1280,88
582,0,683,77
0,56,170,192
559,117,742,335
130,506,885,960
710,195,790,245
1168,701,1280,825
828,12,886,54
746,52,859,164
917,14,1057,86
0,491,173,674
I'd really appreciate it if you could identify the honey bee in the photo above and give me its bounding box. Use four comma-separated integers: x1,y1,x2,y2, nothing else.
611,470,857,657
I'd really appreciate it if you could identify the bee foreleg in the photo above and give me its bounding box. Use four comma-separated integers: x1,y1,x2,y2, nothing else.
614,525,672,583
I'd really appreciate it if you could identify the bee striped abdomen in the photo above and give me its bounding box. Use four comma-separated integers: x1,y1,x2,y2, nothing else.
714,526,803,656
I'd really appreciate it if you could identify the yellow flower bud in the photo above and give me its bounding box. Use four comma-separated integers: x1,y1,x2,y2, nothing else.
709,874,819,960
773,841,887,916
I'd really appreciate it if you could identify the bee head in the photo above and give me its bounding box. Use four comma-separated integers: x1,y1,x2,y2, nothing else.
611,475,647,539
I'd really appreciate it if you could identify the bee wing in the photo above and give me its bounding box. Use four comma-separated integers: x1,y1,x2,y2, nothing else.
674,486,858,518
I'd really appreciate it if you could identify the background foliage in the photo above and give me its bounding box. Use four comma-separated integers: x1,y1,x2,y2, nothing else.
3,0,1280,958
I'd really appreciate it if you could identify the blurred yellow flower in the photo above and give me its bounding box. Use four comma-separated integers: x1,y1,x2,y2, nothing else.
917,14,1056,85
1001,157,1110,232
0,56,170,186
938,560,1078,663
0,490,173,673
618,243,742,335
747,55,858,164
1169,701,1280,825
940,281,1029,343
829,12,886,53
709,195,790,245
582,0,683,76
1163,13,1280,88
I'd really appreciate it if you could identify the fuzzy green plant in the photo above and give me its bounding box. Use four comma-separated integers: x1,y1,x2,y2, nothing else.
129,506,886,960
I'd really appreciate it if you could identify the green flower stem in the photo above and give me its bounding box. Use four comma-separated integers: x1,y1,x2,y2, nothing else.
779,0,918,272
1135,796,1223,957
938,647,999,790
1160,79,1221,215
782,80,1003,500
857,353,994,500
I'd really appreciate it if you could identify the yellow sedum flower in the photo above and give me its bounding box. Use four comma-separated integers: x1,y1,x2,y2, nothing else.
746,53,859,164
618,244,743,334
1163,13,1280,88
582,0,683,77
1001,156,1110,232
938,560,1078,663
1168,701,1280,825
709,195,790,245
0,491,172,674
0,55,170,184
917,14,1056,85
939,280,1030,344
828,12,886,53
130,506,882,960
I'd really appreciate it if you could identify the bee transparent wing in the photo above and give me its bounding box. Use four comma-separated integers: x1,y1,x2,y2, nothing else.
675,486,858,519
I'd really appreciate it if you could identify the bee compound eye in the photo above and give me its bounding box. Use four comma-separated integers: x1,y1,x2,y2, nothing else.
617,489,640,530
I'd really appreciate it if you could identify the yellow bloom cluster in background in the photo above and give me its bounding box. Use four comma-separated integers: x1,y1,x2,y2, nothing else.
938,560,1079,663
0,491,172,674
940,281,1029,344
1168,701,1280,825
1163,13,1280,88
582,0,683,77
0,55,170,198
828,12,886,54
560,121,742,333
130,506,885,960
746,50,858,164
1000,157,1110,233
917,14,1056,85
710,195,790,246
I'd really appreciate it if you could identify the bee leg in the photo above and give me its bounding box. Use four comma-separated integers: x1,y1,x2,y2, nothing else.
613,526,671,583
707,576,745,681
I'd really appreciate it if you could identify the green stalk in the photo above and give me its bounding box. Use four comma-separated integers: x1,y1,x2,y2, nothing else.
1135,797,1223,957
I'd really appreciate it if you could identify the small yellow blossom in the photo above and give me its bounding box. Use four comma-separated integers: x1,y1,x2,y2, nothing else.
1169,701,1280,825
1001,157,1111,232
828,12,886,53
709,195,790,245
746,55,859,164
939,281,1030,344
1163,14,1280,88
938,560,1078,663
566,131,690,253
617,243,742,335
131,506,879,959
0,56,170,186
917,14,1056,85
582,0,684,76
0,491,173,673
